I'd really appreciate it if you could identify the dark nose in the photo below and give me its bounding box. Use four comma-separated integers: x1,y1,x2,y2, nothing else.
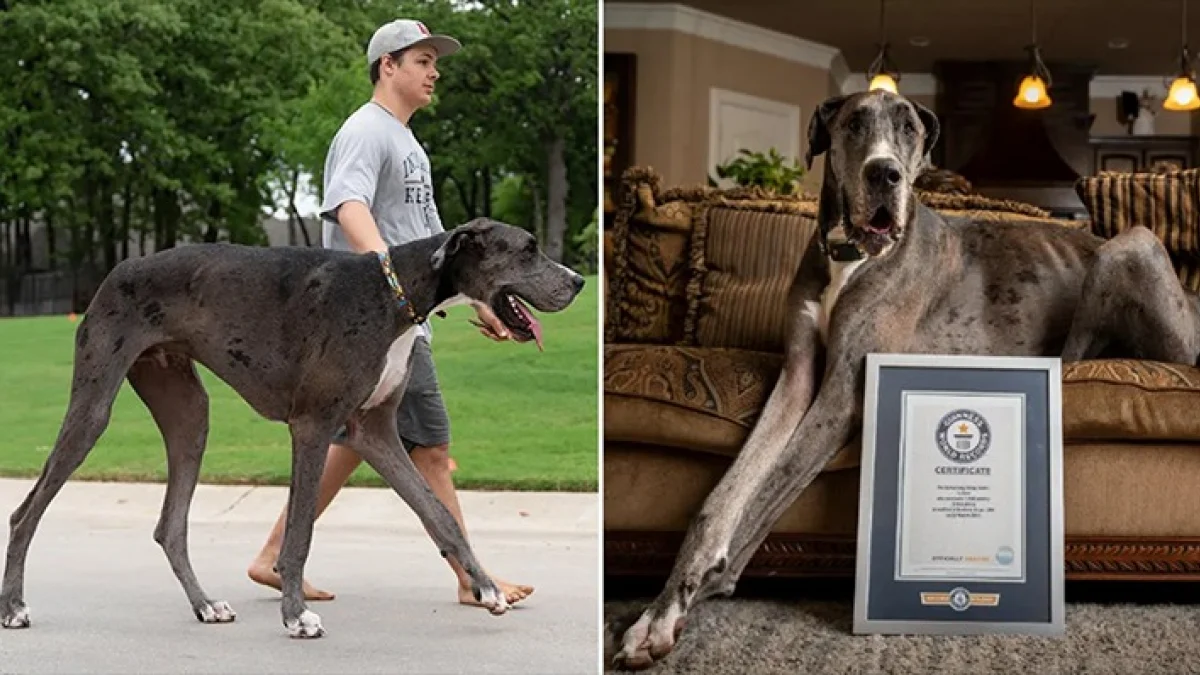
572,274,586,293
864,158,903,190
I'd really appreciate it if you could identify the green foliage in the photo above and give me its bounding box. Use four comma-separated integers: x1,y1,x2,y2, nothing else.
710,148,807,195
491,173,537,232
0,0,598,298
571,209,599,275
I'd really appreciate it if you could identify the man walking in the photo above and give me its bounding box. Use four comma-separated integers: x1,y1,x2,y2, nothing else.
247,18,534,608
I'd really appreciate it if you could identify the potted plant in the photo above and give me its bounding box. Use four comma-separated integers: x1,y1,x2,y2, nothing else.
710,148,806,194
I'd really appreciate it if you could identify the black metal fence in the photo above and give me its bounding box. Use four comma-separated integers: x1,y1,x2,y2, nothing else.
0,266,103,317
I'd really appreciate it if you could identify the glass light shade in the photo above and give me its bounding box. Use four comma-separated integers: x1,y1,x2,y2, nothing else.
1164,76,1200,110
868,73,898,94
1013,75,1051,109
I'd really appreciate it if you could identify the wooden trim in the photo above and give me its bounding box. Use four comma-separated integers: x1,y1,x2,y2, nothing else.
605,531,1200,581
603,52,636,229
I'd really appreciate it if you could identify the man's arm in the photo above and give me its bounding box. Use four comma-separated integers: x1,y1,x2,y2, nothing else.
320,124,388,254
335,201,389,253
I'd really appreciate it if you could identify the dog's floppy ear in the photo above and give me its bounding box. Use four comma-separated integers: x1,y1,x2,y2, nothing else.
805,95,851,169
913,99,940,159
430,220,491,270
431,230,470,271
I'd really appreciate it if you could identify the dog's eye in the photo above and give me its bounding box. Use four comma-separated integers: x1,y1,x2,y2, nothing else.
848,118,863,134
525,240,538,254
904,119,918,135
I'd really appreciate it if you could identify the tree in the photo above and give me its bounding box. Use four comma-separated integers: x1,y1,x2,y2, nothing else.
478,0,598,265
0,0,597,314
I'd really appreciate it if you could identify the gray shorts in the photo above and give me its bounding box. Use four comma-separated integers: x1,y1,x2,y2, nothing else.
333,336,451,452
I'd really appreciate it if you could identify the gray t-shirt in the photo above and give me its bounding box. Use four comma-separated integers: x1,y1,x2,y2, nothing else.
320,101,445,338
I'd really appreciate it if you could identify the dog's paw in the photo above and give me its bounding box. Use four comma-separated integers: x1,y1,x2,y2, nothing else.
613,606,686,670
1,602,30,629
473,582,510,616
284,609,325,639
195,600,237,624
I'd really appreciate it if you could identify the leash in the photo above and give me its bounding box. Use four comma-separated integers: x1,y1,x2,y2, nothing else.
375,251,424,324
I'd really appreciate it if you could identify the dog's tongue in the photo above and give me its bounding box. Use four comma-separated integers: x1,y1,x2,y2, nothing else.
866,206,894,234
512,297,544,351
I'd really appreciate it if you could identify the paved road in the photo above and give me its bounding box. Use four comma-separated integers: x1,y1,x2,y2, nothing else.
0,479,599,674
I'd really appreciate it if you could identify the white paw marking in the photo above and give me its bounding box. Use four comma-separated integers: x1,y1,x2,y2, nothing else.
477,584,509,616
615,612,653,665
648,604,683,651
1,605,29,629
197,600,236,623
285,609,324,639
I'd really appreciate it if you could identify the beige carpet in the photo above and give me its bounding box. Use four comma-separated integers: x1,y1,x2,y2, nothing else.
604,582,1200,674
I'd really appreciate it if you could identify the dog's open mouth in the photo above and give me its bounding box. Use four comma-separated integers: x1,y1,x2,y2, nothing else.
864,205,896,235
491,291,543,350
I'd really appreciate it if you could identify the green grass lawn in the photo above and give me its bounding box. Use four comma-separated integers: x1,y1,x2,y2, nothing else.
0,276,598,491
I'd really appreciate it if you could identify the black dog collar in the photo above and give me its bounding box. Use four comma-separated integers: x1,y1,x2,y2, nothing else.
818,197,866,263
826,240,865,262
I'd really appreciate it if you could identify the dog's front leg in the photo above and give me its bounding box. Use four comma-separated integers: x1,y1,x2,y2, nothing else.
614,266,843,669
276,418,335,639
615,352,862,669
348,402,509,616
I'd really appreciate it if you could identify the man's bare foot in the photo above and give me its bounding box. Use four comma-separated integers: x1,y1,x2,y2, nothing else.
247,556,336,601
459,579,534,608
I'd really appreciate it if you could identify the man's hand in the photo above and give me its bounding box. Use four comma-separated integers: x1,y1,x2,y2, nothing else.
471,302,510,342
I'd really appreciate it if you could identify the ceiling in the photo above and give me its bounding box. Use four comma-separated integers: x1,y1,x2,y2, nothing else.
632,0,1200,76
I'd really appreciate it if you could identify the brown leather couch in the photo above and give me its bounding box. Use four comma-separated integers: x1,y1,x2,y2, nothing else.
603,166,1200,581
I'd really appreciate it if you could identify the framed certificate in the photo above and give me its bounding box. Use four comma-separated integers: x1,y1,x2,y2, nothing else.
853,353,1064,636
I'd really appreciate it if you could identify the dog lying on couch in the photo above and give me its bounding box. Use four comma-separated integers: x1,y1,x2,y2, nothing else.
613,90,1200,669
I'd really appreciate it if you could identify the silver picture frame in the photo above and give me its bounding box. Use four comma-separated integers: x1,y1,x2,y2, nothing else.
853,353,1065,636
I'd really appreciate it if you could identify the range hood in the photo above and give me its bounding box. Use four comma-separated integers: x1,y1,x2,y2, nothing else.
935,61,1095,218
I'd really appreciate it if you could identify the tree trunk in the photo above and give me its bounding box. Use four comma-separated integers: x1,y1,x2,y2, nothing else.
139,190,148,256
154,189,179,250
121,179,131,261
19,215,31,268
204,200,220,243
289,202,312,247
531,179,545,245
482,165,492,218
450,171,478,219
83,178,95,270
46,213,56,270
544,135,568,262
100,179,117,273
153,189,163,252
287,169,300,246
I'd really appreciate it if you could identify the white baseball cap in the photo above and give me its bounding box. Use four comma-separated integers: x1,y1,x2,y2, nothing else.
366,19,461,66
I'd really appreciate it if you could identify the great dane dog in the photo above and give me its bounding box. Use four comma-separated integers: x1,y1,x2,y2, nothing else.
614,89,1200,669
0,218,584,638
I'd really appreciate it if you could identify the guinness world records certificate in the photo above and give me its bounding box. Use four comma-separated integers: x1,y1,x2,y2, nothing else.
853,354,1064,636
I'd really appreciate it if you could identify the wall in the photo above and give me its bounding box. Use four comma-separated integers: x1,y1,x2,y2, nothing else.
607,5,1200,193
605,28,833,190
1089,97,1193,137
604,29,693,188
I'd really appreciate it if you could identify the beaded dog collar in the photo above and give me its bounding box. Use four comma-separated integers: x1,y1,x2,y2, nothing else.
375,251,422,324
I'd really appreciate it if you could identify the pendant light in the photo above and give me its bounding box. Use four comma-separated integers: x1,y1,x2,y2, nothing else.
866,0,900,93
1165,0,1200,111
1014,0,1052,109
